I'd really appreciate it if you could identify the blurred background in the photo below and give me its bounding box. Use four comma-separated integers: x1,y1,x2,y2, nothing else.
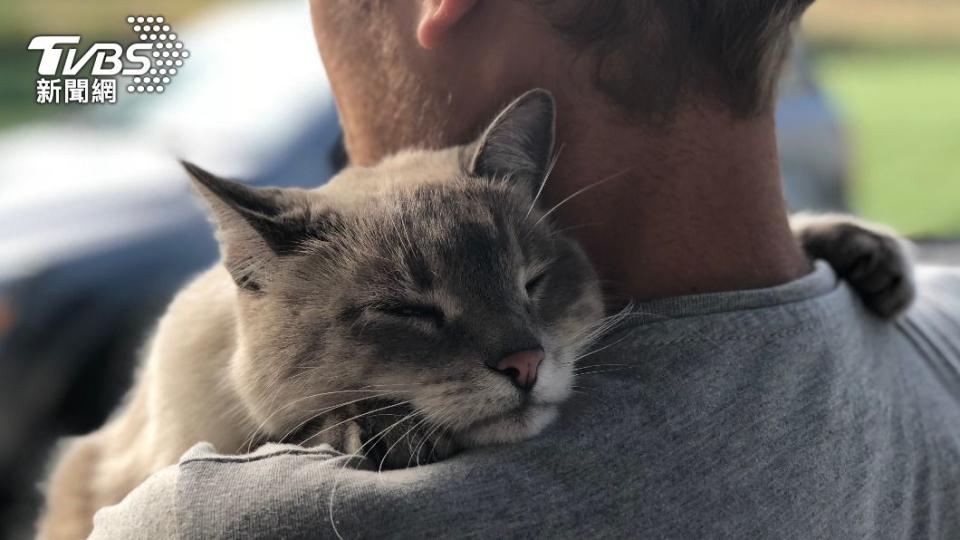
0,0,958,537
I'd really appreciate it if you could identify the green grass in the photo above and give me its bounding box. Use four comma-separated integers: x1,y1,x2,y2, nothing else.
815,46,960,238
0,39,60,128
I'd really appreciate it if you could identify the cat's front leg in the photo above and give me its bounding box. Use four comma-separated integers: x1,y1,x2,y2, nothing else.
791,213,916,319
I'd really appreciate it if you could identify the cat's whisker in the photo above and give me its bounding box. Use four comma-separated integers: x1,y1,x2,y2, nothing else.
301,389,400,401
326,400,419,540
277,392,404,445
404,409,444,470
413,408,455,469
317,396,406,540
357,410,420,465
574,367,632,377
420,412,456,468
553,305,634,350
410,419,442,469
525,142,564,220
555,221,607,235
558,324,631,359
427,413,461,466
534,167,634,227
572,336,632,365
332,407,426,516
574,362,632,369
294,396,409,445
379,414,433,474
250,384,416,446
241,381,292,454
302,392,407,409
589,305,636,333
242,389,404,453
570,383,616,408
243,383,420,452
573,367,632,376
569,386,594,399
299,400,411,448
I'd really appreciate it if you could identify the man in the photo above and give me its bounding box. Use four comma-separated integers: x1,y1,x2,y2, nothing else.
92,1,960,537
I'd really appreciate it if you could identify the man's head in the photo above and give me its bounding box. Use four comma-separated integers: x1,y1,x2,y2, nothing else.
310,0,815,165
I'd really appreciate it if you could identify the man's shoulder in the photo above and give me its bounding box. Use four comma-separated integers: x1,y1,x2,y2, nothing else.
916,264,960,297
909,264,960,327
898,264,960,363
89,265,960,540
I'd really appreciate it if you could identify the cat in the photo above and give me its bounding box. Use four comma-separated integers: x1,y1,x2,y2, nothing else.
37,89,915,540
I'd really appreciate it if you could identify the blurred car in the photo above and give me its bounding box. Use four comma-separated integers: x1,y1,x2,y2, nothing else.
778,41,851,213
0,5,851,536
0,1,340,536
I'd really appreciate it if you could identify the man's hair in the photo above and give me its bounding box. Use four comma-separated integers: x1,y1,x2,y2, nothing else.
531,0,816,121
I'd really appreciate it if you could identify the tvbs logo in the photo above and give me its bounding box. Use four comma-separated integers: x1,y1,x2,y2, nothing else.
28,36,152,77
28,16,188,105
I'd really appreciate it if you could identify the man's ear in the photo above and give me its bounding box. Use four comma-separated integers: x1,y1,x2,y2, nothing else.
467,89,556,199
417,0,479,50
182,161,311,291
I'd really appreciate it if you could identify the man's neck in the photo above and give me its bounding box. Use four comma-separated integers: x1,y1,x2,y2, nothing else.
545,100,811,302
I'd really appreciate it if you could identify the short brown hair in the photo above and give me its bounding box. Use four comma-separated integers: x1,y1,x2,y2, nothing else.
531,0,815,121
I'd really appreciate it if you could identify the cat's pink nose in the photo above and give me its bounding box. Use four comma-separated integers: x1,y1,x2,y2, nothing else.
495,348,544,391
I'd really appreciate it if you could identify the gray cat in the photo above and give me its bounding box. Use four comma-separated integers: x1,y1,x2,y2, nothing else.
37,89,914,540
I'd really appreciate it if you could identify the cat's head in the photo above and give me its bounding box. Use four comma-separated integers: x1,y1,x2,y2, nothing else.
186,90,604,450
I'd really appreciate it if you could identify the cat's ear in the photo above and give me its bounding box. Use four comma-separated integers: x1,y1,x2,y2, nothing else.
182,161,310,291
467,89,556,198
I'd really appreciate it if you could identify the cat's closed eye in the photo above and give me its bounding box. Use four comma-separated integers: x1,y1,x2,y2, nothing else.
525,273,547,296
376,303,446,328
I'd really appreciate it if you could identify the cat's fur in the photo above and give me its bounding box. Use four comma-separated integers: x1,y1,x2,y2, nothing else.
37,90,915,540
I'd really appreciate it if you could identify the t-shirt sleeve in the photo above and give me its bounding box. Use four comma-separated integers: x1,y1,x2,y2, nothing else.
89,464,180,539
90,442,385,540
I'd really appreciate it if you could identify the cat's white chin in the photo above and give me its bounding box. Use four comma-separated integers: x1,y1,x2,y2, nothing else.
459,404,559,447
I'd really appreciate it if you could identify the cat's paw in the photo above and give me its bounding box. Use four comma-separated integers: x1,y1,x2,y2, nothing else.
791,214,916,319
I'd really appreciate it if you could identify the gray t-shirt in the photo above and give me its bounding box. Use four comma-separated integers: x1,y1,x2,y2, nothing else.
91,262,960,539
